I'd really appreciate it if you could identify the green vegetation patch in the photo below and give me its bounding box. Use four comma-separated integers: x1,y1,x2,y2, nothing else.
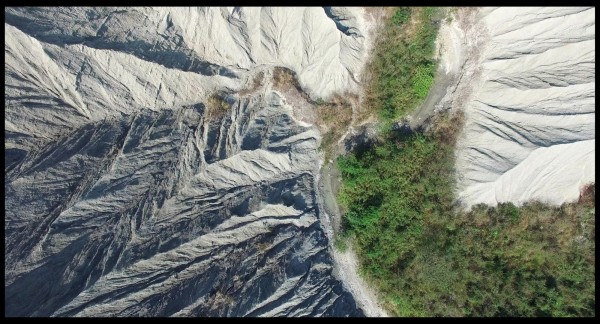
412,63,435,99
391,7,411,25
364,7,442,122
337,113,596,316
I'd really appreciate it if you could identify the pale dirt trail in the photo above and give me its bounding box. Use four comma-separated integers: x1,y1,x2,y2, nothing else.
317,163,390,317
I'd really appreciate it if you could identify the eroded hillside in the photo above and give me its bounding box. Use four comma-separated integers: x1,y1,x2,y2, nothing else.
5,7,373,317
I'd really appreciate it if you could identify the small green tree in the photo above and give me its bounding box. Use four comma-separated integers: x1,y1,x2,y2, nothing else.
392,7,411,26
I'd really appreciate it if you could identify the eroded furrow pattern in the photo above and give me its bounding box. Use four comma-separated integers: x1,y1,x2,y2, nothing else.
454,7,595,207
5,91,362,317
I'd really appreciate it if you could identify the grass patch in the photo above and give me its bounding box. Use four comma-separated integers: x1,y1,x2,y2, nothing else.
359,7,442,123
391,7,411,25
334,232,350,252
205,92,232,120
412,63,436,99
273,66,302,93
315,93,354,162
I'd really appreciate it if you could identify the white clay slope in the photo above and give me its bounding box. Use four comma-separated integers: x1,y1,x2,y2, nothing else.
454,7,595,208
153,7,368,98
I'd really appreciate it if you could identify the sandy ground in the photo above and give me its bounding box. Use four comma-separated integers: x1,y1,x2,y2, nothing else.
331,243,389,317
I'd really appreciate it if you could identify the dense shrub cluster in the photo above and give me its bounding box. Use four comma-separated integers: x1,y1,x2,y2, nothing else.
338,123,595,316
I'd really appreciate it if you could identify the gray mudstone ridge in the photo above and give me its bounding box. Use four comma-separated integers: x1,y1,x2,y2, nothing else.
5,7,369,317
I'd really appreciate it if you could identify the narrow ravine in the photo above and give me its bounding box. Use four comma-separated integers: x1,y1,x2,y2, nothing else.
315,8,462,317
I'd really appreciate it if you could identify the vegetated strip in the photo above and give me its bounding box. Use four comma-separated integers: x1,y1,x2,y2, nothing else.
359,7,440,126
337,7,595,317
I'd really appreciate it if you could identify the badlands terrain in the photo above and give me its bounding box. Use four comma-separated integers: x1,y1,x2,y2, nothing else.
4,7,595,317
